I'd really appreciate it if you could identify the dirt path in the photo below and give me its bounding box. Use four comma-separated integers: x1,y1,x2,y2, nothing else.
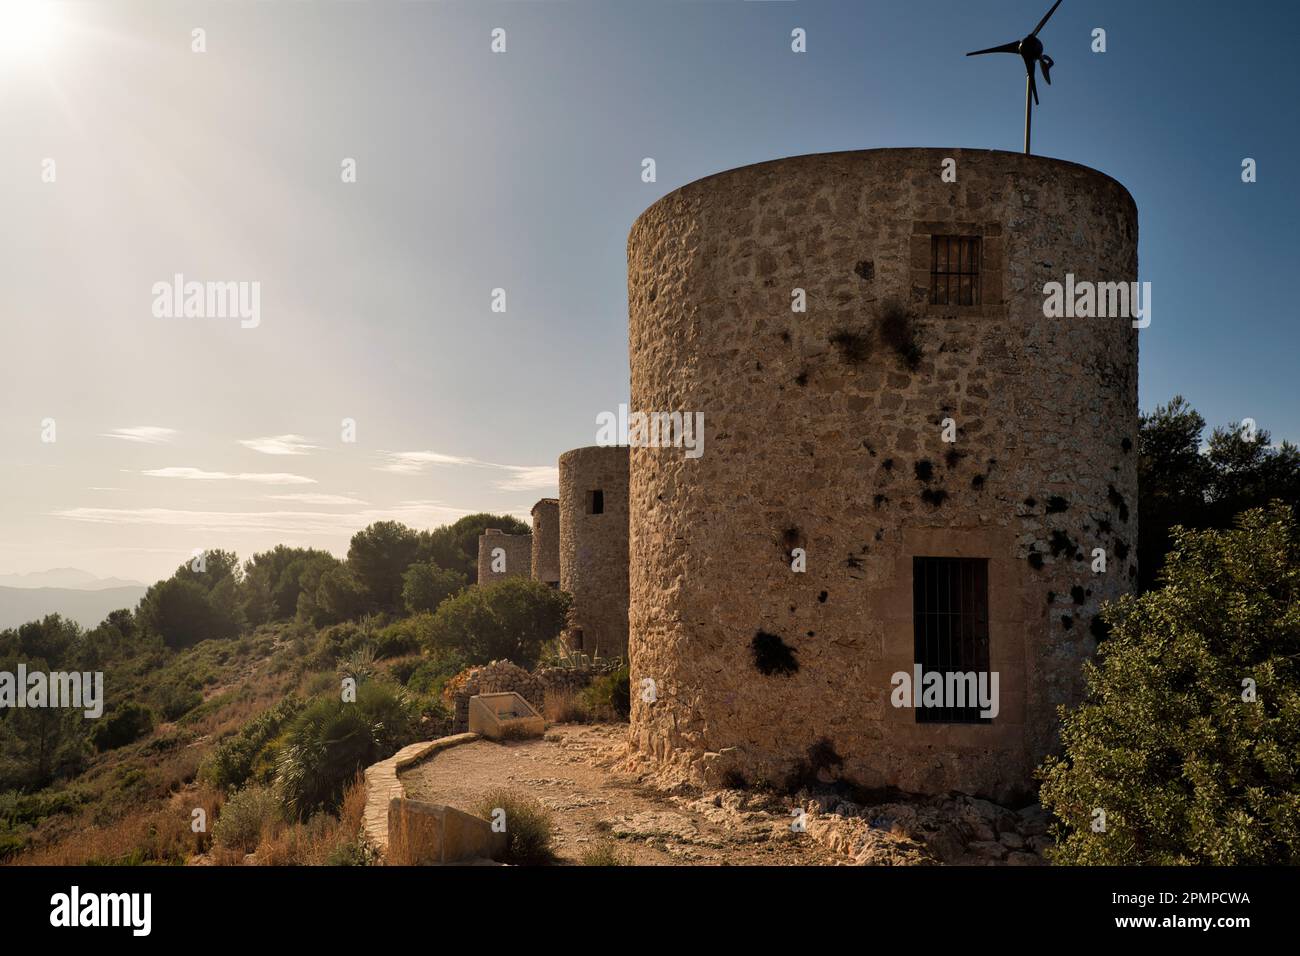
398,724,839,865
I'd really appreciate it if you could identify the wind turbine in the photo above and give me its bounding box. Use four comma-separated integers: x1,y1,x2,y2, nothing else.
966,0,1063,155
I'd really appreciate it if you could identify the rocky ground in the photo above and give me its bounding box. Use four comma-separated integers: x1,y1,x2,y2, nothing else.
397,723,1053,865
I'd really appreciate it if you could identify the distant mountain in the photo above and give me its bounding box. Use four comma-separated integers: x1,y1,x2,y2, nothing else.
0,568,145,590
0,585,147,630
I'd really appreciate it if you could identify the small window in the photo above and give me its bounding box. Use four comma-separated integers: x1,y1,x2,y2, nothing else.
912,556,991,724
586,490,604,515
930,236,981,306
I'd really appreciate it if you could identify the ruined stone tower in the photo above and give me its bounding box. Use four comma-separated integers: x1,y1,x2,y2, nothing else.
625,148,1139,801
559,445,630,658
476,528,532,585
530,498,561,587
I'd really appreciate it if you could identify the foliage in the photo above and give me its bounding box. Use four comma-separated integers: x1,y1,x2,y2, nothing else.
421,578,571,669
89,701,154,752
201,696,304,791
401,561,466,615
1138,396,1300,591
476,789,555,865
212,785,282,853
1039,504,1300,864
580,665,631,721
347,521,422,613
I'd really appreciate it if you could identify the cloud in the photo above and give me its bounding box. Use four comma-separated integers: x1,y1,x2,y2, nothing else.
101,426,177,444
239,434,320,456
377,450,479,475
142,467,316,485
52,500,472,536
493,465,560,491
267,493,367,505
377,450,557,491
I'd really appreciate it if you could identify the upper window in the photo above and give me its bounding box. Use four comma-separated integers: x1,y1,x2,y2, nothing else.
586,490,604,515
930,236,981,307
912,556,991,724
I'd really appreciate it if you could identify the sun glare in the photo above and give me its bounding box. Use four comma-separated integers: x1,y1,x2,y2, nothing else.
0,0,62,65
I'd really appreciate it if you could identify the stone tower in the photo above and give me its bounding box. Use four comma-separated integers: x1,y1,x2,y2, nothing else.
559,445,630,658
625,148,1139,801
476,528,532,585
530,498,561,587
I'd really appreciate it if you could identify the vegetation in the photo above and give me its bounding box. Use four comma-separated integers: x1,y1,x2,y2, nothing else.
422,578,570,669
476,789,555,865
1039,504,1300,864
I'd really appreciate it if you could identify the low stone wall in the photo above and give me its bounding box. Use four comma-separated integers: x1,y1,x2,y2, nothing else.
534,666,598,699
361,733,479,856
445,661,544,734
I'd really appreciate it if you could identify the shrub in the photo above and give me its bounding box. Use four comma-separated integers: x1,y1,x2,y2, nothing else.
200,696,303,791
580,665,631,721
402,646,469,698
476,789,555,865
212,785,282,854
579,838,628,866
372,619,423,660
276,700,382,820
423,578,571,669
90,702,154,751
1039,504,1300,864
157,681,203,721
401,562,466,615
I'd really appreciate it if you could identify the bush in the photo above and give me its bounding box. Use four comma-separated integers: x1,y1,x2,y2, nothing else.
581,665,631,721
157,681,203,721
277,703,377,820
476,789,554,865
90,702,154,752
401,562,466,615
423,579,571,669
372,619,423,660
579,838,628,866
402,646,469,698
212,785,282,854
1039,504,1300,865
201,696,303,791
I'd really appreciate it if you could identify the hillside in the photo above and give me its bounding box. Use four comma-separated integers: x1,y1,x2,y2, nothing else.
0,585,146,630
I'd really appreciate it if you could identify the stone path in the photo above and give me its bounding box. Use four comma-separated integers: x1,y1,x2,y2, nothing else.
361,733,479,853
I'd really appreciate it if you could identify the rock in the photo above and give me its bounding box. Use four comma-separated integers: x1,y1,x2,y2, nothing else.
967,840,1007,861
999,831,1025,850
1006,851,1046,866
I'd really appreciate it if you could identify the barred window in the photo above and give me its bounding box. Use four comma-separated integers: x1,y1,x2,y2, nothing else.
912,556,991,724
930,236,981,306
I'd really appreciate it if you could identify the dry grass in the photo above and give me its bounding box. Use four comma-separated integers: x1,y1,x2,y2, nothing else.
543,688,588,723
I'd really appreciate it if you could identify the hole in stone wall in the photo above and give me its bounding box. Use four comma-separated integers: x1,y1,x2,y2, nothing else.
1107,484,1130,522
854,260,875,281
1046,496,1069,514
880,299,922,371
921,488,949,507
1121,437,1132,452
586,490,604,515
1028,551,1044,570
795,369,809,387
971,474,986,490
914,460,934,482
1070,585,1086,604
818,591,828,603
752,631,799,676
1061,614,1074,630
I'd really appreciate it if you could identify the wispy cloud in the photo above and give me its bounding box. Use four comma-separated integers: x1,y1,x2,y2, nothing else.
267,492,367,505
53,500,471,535
239,434,320,456
102,426,177,444
377,450,557,491
141,467,316,485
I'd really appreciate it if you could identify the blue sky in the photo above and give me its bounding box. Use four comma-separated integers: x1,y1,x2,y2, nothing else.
1,0,1295,582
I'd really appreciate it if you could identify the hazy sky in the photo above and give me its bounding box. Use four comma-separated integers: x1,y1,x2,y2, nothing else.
2,0,1296,583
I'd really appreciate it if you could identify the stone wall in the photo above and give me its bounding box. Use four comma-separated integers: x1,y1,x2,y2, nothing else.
476,528,532,585
530,498,561,586
445,660,544,734
559,445,631,658
625,148,1139,801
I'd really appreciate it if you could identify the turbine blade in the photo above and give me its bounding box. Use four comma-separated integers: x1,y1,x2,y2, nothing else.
966,40,1021,56
1031,0,1064,37
1029,71,1039,105
1040,56,1053,84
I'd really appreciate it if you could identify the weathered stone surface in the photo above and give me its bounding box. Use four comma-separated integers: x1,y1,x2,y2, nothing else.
387,798,506,865
530,498,561,586
477,528,532,584
559,445,630,658
626,148,1139,801
445,661,544,734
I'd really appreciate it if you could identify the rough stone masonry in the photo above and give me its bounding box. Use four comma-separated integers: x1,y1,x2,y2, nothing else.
624,148,1139,802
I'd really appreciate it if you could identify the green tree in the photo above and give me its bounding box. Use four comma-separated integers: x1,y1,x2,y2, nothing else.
138,577,239,649
1039,503,1300,864
347,521,421,612
401,560,466,614
316,565,370,624
423,513,530,585
423,578,571,669
0,691,87,790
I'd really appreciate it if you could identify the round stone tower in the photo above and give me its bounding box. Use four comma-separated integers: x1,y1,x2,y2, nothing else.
530,498,561,586
559,445,630,659
626,148,1139,801
476,528,532,585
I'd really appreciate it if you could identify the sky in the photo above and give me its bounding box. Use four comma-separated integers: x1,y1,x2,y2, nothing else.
1,0,1296,584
